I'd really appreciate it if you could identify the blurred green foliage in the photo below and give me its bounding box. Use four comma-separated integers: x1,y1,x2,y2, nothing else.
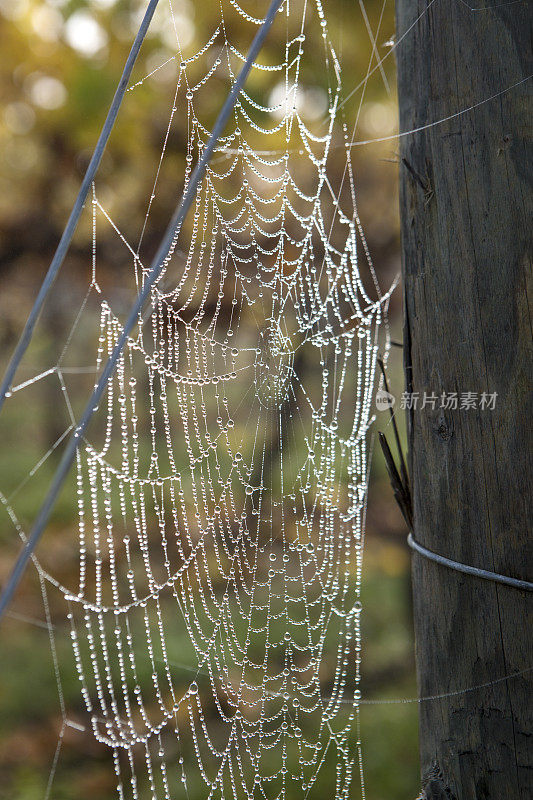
0,1,418,798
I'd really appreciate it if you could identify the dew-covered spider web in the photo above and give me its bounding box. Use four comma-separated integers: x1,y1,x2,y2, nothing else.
0,0,399,797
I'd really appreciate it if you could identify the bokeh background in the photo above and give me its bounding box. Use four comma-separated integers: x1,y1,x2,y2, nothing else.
0,1,418,798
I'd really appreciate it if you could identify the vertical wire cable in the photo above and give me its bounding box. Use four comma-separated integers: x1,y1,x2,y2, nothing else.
0,0,161,414
0,0,285,621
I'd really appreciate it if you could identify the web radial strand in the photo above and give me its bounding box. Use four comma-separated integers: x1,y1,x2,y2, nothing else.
4,0,391,797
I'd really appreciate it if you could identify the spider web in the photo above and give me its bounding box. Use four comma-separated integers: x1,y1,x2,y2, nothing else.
0,0,398,797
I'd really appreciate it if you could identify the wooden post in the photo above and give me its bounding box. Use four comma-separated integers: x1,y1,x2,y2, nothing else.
395,1,532,798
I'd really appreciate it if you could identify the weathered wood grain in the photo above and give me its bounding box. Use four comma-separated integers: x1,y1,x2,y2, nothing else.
395,1,532,797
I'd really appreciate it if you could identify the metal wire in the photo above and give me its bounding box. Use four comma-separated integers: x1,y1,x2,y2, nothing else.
0,0,161,415
0,0,286,622
408,532,533,592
